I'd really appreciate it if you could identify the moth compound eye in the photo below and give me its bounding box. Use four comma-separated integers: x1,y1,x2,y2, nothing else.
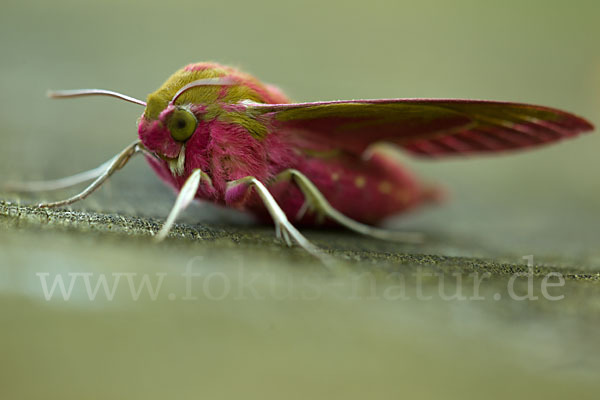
167,108,198,142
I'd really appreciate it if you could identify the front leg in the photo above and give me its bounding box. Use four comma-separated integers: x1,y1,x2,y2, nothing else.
155,169,213,241
32,140,142,208
226,176,330,263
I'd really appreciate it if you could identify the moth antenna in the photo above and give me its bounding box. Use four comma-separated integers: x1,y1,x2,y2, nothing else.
170,77,236,105
47,89,146,107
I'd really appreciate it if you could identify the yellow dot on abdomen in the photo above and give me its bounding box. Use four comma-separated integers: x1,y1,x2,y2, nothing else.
354,176,366,188
378,181,392,194
331,172,340,181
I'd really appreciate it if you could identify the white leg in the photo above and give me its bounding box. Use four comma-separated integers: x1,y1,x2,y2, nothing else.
36,140,141,208
154,169,212,241
273,169,424,243
3,158,116,192
226,176,333,264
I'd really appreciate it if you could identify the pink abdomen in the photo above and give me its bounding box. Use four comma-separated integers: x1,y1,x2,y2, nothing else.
262,151,437,226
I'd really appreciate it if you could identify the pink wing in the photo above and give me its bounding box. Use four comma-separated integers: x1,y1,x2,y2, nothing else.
248,99,594,157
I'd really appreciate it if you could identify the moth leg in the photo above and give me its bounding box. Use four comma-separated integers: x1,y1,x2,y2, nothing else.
3,158,116,193
154,169,212,241
273,169,424,243
37,140,141,208
226,176,331,262
5,142,159,193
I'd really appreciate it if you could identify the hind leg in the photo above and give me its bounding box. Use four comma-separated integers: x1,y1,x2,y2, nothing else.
226,176,333,265
270,169,424,243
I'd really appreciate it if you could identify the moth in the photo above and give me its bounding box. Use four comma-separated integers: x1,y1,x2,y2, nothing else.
10,62,594,259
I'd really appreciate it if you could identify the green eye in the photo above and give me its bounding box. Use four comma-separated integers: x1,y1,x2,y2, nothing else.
167,108,198,142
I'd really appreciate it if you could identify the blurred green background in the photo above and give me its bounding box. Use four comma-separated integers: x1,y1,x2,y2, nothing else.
1,0,599,398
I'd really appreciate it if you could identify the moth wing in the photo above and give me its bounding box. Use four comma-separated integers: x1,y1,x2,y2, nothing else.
247,99,594,157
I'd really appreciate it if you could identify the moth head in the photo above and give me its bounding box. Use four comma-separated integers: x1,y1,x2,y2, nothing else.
46,63,263,177
136,76,237,166
138,102,199,153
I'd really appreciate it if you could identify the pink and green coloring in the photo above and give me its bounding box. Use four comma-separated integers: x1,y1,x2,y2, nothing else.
138,62,451,225
137,62,593,227
25,61,593,256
